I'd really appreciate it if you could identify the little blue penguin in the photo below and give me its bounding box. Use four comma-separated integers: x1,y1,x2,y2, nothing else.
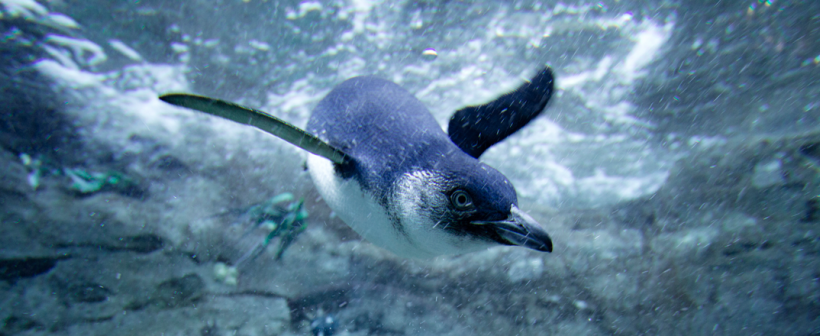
159,67,555,259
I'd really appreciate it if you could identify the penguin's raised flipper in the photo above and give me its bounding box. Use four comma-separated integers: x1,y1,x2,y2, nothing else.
447,67,555,158
160,94,347,164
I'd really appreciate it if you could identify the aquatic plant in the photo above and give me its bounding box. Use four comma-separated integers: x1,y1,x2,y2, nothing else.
214,193,309,286
19,153,44,190
63,168,136,195
236,193,309,263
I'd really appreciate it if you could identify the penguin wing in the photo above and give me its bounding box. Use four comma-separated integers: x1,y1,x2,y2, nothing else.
159,94,347,164
447,67,555,158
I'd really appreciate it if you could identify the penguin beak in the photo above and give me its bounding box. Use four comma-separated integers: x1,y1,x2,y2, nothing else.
473,205,553,253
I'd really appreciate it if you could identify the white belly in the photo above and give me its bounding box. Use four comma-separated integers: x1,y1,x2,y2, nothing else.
307,154,426,258
307,154,494,259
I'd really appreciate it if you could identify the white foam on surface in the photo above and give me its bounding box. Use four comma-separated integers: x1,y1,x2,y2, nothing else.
43,13,79,29
466,18,675,208
616,21,673,84
109,39,144,61
286,1,323,19
35,59,103,87
29,1,677,210
0,0,47,18
45,34,107,66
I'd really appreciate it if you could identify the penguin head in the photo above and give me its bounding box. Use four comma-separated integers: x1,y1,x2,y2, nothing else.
392,152,553,256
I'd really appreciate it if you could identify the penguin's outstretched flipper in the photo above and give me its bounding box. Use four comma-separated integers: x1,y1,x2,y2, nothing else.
159,94,348,164
447,67,555,158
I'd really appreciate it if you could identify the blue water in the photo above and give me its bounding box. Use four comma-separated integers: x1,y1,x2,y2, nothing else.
1,0,819,335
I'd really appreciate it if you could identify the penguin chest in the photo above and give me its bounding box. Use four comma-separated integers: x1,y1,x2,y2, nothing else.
307,154,425,258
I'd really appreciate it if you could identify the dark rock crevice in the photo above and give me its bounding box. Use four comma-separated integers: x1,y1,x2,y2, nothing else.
0,256,68,283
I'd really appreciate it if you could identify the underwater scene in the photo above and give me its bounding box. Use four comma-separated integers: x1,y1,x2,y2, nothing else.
1,0,820,335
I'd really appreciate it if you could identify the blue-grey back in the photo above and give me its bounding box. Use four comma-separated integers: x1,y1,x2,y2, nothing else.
306,76,458,194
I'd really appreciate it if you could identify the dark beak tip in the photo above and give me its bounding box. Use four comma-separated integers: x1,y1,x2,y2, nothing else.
532,235,553,253
492,223,553,253
527,227,553,253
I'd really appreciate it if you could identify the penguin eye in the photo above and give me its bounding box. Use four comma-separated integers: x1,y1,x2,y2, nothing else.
450,190,473,210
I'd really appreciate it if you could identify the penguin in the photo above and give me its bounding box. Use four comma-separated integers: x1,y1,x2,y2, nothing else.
159,66,554,259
